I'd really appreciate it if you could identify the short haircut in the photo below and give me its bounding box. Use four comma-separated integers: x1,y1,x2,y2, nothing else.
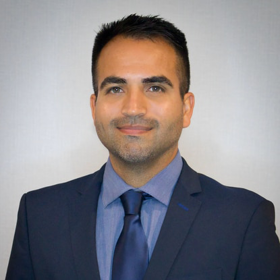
91,14,190,98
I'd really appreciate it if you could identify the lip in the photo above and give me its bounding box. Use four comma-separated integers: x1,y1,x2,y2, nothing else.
117,125,152,135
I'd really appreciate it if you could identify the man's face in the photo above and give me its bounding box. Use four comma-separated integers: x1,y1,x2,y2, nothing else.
91,36,194,166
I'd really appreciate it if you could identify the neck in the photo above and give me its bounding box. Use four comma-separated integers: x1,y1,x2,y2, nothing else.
109,148,178,188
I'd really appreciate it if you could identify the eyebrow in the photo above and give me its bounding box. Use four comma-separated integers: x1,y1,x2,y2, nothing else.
100,76,127,90
142,76,173,88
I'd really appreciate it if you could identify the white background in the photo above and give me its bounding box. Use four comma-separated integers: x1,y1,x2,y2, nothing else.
1,0,280,277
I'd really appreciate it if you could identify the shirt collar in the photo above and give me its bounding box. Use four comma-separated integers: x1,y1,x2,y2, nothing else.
101,151,183,207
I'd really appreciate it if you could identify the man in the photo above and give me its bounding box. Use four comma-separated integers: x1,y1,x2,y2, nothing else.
6,14,280,280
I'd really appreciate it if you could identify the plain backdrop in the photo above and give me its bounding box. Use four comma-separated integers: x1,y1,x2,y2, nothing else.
1,0,280,277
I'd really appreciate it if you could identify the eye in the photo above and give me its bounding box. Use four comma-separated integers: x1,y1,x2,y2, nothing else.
106,87,124,94
148,86,164,92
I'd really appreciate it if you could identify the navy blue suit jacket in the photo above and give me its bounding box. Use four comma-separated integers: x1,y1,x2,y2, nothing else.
6,159,280,279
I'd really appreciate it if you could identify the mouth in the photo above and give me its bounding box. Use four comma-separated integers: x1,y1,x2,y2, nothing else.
117,125,152,135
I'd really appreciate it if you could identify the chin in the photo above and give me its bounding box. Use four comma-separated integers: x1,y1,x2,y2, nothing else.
112,148,154,164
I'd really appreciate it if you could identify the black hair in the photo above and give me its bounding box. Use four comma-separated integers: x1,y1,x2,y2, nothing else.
91,14,190,98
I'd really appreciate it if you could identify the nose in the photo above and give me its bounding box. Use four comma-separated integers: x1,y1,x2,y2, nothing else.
121,88,147,117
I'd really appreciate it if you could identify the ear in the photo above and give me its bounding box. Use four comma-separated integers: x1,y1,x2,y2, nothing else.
182,92,195,128
90,94,97,123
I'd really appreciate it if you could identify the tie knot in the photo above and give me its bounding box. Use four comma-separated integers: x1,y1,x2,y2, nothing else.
120,190,143,215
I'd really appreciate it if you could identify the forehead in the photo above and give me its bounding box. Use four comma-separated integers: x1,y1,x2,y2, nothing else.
96,36,179,85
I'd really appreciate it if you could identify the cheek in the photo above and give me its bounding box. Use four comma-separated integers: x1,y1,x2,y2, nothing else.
149,101,184,122
95,102,117,122
149,100,169,114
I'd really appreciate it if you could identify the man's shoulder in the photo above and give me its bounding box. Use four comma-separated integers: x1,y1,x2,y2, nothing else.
24,165,105,201
195,172,269,213
198,173,263,199
180,159,266,207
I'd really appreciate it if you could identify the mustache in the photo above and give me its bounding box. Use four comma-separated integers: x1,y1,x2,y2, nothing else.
110,116,159,128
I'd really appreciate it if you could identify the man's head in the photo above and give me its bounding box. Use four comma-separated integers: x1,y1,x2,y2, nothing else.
90,15,194,173
92,14,190,98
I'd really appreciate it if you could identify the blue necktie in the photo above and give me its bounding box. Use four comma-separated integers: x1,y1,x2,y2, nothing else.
112,190,149,280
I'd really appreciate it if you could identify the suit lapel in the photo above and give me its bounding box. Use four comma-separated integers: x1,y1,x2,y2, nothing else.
69,165,105,280
144,160,202,280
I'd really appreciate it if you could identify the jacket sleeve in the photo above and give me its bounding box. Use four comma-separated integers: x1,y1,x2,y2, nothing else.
6,194,36,280
236,199,280,280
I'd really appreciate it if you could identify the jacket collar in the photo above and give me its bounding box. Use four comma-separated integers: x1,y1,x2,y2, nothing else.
70,165,105,280
144,159,202,280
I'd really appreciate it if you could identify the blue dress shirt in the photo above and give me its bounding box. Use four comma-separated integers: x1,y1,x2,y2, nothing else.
96,152,183,280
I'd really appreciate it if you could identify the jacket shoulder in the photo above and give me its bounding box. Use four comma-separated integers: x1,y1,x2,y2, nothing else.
195,173,270,220
198,173,265,201
25,164,105,201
